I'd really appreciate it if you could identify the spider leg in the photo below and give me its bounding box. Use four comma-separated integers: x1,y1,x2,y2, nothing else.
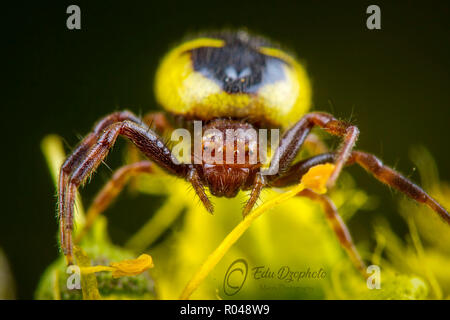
242,149,329,217
243,152,335,217
58,111,142,263
347,151,450,224
243,173,266,217
59,113,189,263
126,112,174,191
270,153,336,188
187,167,214,213
244,112,355,216
297,188,368,278
74,161,154,244
269,151,450,224
266,112,359,188
123,113,213,215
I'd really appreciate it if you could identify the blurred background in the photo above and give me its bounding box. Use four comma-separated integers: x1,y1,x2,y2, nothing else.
2,1,449,299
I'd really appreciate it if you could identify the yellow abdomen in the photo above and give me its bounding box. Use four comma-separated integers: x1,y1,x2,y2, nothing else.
154,32,312,128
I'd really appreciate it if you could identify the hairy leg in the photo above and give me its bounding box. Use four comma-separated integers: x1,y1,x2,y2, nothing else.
242,113,359,216
267,112,359,188
270,153,336,188
347,151,450,224
58,111,142,263
243,173,266,217
269,151,450,224
58,112,189,263
297,189,367,277
187,167,214,213
126,112,174,190
74,161,154,244
127,111,174,163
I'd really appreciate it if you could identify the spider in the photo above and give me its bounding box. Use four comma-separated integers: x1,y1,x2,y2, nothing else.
58,31,449,275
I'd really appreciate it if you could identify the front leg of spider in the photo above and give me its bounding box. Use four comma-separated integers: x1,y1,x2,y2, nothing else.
243,112,359,216
268,112,358,187
58,111,189,264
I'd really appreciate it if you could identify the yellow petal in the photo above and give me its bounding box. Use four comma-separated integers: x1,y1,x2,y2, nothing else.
179,165,337,299
110,254,154,278
179,183,307,299
301,163,335,194
81,265,114,274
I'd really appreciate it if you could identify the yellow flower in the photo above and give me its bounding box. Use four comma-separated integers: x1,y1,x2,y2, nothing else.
40,134,368,299
80,254,154,279
41,134,449,300
300,163,335,194
110,254,154,278
179,163,336,299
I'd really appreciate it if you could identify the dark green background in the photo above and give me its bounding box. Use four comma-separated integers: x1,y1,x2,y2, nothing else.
2,1,449,299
